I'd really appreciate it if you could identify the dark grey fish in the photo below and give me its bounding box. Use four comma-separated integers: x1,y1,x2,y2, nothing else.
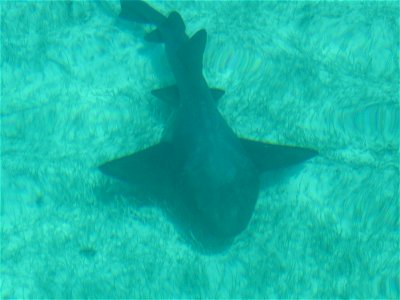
100,0,317,244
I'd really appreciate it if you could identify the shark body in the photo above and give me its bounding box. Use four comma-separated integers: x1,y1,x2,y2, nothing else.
100,0,317,244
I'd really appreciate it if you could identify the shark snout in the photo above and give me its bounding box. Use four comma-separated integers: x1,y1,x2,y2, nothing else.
196,177,260,238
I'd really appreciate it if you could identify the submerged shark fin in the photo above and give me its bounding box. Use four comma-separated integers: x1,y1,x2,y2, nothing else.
152,85,225,106
179,29,207,73
99,142,177,189
152,85,180,106
144,11,185,43
120,0,167,25
211,88,225,101
166,11,186,33
240,138,318,172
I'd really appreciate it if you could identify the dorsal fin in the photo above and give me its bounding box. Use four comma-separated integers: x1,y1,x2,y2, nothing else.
178,29,207,73
152,85,180,106
165,11,185,33
145,12,185,44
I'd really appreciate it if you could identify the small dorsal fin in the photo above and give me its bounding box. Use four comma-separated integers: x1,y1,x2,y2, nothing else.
179,29,207,73
210,88,225,101
152,85,180,106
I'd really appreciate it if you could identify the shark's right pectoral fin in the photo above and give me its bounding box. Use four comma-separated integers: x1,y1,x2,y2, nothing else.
240,138,318,172
99,142,177,189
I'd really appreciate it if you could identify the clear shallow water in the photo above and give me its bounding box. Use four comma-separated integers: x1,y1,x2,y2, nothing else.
1,1,399,298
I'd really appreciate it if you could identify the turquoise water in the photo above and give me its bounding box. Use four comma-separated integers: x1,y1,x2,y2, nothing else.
1,0,399,298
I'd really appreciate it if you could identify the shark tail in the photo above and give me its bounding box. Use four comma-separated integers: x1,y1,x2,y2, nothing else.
120,1,186,44
120,0,167,26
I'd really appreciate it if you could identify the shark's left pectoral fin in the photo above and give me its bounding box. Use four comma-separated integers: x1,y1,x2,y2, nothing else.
99,142,177,189
240,138,318,172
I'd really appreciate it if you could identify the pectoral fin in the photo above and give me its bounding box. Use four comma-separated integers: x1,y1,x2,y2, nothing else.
240,138,318,172
151,85,180,106
99,142,177,189
210,88,225,101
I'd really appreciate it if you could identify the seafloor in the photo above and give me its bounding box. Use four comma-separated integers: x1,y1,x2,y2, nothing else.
1,1,399,298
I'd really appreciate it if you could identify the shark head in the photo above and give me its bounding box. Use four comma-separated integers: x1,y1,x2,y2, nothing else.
180,146,260,238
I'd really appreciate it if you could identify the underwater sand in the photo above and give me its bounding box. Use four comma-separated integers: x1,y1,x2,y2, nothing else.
1,1,399,298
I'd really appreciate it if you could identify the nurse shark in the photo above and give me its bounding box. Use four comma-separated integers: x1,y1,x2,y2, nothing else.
100,0,317,244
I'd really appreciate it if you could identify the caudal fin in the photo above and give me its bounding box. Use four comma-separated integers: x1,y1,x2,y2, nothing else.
120,0,167,25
